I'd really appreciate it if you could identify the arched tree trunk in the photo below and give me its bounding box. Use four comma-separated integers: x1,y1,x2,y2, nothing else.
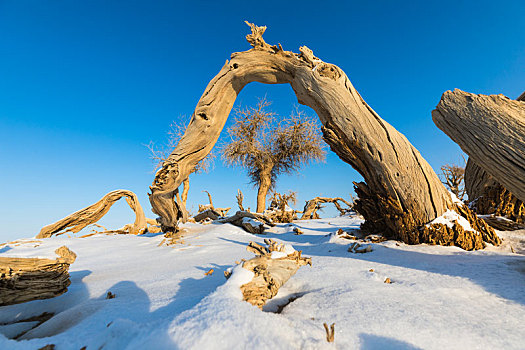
256,172,272,213
149,22,498,249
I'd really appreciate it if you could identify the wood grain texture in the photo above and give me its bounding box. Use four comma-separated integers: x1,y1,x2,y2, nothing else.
37,190,147,238
433,89,525,202
149,22,498,249
0,246,76,306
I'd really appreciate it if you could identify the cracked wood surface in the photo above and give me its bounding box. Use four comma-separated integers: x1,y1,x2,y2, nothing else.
433,89,525,202
0,246,76,306
149,22,452,236
37,190,147,238
148,22,497,249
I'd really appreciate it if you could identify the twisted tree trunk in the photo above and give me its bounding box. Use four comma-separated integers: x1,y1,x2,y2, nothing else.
149,22,498,249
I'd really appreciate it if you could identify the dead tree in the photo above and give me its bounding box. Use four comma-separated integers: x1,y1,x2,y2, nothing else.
440,164,466,200
149,22,499,249
1,246,76,306
301,197,353,220
222,98,326,213
146,118,215,208
433,89,525,202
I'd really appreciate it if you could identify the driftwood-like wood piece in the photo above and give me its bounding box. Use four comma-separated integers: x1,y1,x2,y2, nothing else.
218,211,275,234
148,22,498,250
301,197,353,220
240,240,311,308
0,246,76,306
37,190,147,238
433,89,525,202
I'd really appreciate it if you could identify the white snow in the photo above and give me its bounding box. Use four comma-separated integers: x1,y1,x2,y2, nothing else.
1,216,524,349
429,209,475,232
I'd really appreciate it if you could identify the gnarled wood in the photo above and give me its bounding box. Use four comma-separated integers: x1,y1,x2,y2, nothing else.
433,89,525,202
149,22,497,249
301,197,353,220
37,190,147,238
218,210,275,234
465,159,525,225
240,240,311,308
0,246,76,306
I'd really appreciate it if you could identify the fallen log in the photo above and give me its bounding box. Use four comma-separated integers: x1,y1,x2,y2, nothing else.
148,22,495,250
0,246,77,306
433,89,525,202
37,190,148,238
239,240,311,308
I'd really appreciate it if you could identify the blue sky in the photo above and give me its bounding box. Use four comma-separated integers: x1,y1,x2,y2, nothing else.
0,0,523,242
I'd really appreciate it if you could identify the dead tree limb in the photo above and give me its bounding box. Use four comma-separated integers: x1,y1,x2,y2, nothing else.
236,189,245,211
37,190,147,238
301,197,353,220
239,240,311,308
149,22,498,249
1,246,76,306
433,89,525,202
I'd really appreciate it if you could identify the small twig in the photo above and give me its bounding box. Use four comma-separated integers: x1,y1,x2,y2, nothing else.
323,322,335,342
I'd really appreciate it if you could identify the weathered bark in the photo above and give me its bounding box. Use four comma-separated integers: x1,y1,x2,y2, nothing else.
149,22,497,249
256,173,272,213
433,89,525,202
0,246,76,306
181,178,190,207
218,210,275,234
239,240,311,308
301,197,353,220
236,189,245,211
465,159,525,225
37,190,147,238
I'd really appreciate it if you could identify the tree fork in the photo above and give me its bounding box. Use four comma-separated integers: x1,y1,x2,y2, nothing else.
149,22,498,249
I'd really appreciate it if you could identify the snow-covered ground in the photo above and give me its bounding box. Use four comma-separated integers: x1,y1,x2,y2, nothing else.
1,216,524,349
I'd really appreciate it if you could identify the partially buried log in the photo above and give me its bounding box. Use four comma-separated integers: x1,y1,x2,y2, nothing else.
433,89,525,203
148,21,498,249
301,197,353,220
37,190,148,238
240,240,311,308
218,211,275,234
0,246,76,306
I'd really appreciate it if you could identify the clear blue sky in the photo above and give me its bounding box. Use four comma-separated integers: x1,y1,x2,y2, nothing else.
1,0,523,242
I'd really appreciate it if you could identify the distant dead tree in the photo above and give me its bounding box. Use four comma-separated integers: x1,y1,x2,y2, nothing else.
146,117,215,207
440,163,465,200
222,98,326,212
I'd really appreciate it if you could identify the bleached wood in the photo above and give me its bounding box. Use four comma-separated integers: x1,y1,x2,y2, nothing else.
240,241,311,308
